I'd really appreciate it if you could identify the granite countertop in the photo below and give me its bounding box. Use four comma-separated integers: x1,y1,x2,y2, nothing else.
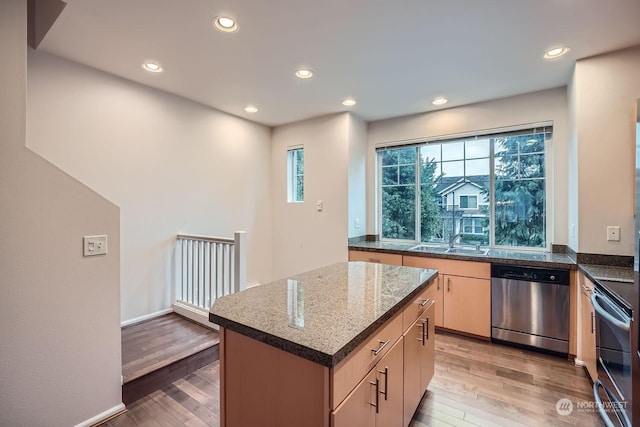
349,241,577,269
209,262,437,368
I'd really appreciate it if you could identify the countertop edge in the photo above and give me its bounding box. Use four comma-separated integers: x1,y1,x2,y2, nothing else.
348,244,578,270
209,269,437,368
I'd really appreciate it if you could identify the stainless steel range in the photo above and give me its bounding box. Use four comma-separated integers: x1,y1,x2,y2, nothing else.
592,281,633,426
491,264,570,354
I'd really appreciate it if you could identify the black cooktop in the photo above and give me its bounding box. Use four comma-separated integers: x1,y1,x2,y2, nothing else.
596,279,636,317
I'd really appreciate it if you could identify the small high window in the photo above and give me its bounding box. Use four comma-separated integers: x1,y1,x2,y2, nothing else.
287,148,304,203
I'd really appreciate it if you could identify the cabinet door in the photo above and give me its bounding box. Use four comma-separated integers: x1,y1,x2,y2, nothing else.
434,274,444,327
419,301,436,391
376,339,404,427
581,285,597,381
332,369,376,427
443,275,491,337
402,319,423,427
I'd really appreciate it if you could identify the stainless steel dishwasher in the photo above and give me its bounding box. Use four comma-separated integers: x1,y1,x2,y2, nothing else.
491,264,570,354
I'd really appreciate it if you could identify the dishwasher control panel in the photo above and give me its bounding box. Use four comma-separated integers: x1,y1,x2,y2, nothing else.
491,264,570,285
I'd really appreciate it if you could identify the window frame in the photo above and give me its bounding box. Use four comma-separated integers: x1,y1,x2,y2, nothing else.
376,125,552,251
287,147,304,203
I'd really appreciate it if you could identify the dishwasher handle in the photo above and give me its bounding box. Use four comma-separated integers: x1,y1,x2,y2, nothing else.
590,293,630,332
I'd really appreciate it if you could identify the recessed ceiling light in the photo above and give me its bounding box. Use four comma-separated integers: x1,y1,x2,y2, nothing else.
244,105,258,113
544,46,570,59
213,16,238,32
432,97,448,106
295,68,313,79
342,98,356,107
142,62,162,73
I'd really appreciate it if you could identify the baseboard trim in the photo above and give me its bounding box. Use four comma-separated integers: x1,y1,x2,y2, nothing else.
121,308,173,328
173,301,218,330
75,403,126,427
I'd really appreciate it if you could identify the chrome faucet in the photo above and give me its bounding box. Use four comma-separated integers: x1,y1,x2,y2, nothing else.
448,232,464,248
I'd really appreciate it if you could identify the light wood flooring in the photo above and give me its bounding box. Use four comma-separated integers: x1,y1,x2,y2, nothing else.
122,314,219,383
103,332,604,427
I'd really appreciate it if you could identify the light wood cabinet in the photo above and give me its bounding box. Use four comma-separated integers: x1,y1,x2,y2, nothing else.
579,273,597,381
349,250,403,266
403,301,435,426
333,331,406,427
403,256,490,337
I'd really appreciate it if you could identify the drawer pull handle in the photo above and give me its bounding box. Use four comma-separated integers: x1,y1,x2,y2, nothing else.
591,312,595,334
368,258,380,263
425,317,429,341
377,366,388,400
369,378,380,413
419,298,430,307
437,277,440,290
447,278,451,292
371,339,390,356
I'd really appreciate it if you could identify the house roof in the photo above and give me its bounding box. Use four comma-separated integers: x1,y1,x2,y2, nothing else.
434,176,488,196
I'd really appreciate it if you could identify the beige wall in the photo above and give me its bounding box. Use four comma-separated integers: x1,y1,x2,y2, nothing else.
271,113,351,279
27,51,273,322
366,88,569,246
0,1,122,425
572,46,640,255
348,114,368,238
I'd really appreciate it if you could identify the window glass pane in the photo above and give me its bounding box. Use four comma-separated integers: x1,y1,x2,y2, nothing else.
460,196,469,209
381,150,398,166
441,160,464,178
521,134,545,153
382,186,415,240
287,148,304,203
295,175,304,200
465,139,490,159
382,166,398,186
421,144,441,162
381,147,416,240
442,141,464,161
465,158,490,176
494,179,546,248
398,165,416,184
520,153,545,178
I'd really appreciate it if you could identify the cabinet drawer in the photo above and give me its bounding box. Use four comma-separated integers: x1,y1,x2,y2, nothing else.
331,312,402,409
402,281,436,332
349,250,403,266
403,255,490,279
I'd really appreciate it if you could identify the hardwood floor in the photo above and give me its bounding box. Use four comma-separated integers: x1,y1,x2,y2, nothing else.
122,314,219,383
103,332,604,426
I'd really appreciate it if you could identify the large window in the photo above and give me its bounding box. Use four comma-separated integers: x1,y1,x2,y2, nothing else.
287,148,304,203
378,127,549,249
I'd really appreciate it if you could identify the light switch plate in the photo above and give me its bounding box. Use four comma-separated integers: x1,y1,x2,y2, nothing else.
84,235,108,256
606,226,620,242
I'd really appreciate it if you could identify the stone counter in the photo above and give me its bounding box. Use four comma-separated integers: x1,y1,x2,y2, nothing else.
349,241,577,269
210,262,437,367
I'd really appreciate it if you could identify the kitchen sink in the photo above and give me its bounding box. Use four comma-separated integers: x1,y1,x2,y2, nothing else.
409,244,488,256
409,244,450,253
445,247,489,256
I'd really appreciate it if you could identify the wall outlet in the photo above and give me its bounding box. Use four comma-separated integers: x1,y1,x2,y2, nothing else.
84,235,108,256
606,226,620,242
354,218,360,228
316,200,323,211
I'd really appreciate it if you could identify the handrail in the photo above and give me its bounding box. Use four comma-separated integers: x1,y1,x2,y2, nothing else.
177,233,235,244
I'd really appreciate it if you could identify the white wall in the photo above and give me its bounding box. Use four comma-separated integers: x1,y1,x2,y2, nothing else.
0,1,122,425
572,46,640,255
348,114,368,238
366,87,569,246
271,113,351,279
26,51,273,322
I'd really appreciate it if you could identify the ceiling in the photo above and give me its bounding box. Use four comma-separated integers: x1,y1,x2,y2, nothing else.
40,0,640,127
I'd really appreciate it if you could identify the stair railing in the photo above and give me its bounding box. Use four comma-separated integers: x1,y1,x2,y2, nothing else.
173,231,246,327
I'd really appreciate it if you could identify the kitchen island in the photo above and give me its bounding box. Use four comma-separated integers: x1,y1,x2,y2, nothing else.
210,262,438,427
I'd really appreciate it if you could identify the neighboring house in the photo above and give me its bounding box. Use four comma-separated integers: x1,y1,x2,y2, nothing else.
435,177,489,242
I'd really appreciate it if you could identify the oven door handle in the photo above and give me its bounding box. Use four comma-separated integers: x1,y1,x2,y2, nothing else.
590,293,630,332
593,380,632,427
